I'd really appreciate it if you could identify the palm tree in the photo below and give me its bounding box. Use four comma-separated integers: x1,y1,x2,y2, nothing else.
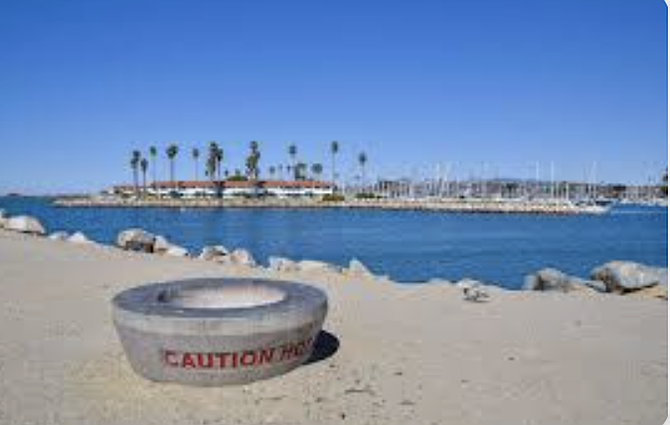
207,142,221,197
330,141,339,188
295,162,307,181
215,146,224,181
140,158,149,197
130,150,141,198
269,166,276,179
311,163,323,181
207,142,218,182
288,144,297,180
358,151,368,190
246,141,261,184
192,147,200,181
166,144,179,189
149,146,157,187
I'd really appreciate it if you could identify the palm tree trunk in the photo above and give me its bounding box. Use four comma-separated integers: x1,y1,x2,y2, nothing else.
152,158,156,187
170,160,175,189
361,166,366,194
331,153,336,192
133,169,139,198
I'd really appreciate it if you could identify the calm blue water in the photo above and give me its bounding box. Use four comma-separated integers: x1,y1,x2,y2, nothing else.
0,197,666,289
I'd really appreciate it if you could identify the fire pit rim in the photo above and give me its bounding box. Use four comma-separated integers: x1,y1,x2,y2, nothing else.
113,278,327,320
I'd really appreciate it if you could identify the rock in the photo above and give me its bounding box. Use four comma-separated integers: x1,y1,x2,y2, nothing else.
153,235,171,254
48,231,69,241
165,244,189,257
0,209,6,228
198,245,230,261
268,256,299,272
5,215,46,235
116,229,156,252
297,260,341,274
457,279,490,302
578,278,608,293
523,268,603,293
68,231,93,244
347,258,374,276
229,248,256,266
627,285,668,301
591,261,668,293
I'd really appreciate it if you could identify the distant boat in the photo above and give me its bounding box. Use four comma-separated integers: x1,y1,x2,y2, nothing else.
580,204,610,215
572,199,611,214
594,198,615,207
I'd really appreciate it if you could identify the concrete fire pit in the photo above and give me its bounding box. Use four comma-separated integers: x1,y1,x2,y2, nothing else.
112,278,328,386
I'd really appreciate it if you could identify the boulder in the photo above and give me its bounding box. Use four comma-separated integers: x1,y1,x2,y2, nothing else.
577,278,608,293
457,279,490,302
153,235,171,254
229,249,256,267
591,261,668,293
347,258,374,276
165,244,189,257
627,285,668,301
198,245,230,261
268,256,299,272
117,229,156,252
48,231,69,241
523,268,604,293
5,215,46,235
297,260,341,274
68,231,93,244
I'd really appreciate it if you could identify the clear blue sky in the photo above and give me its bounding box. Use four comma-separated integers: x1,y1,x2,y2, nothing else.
0,0,666,194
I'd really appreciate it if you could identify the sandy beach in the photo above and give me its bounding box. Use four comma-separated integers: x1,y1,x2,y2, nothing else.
0,229,666,425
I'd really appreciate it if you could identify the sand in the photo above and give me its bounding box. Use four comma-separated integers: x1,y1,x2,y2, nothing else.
0,229,666,425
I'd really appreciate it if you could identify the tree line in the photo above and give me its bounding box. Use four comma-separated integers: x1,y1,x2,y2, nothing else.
128,141,369,196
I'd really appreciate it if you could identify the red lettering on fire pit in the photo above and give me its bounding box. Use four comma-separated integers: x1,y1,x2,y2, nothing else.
163,337,314,370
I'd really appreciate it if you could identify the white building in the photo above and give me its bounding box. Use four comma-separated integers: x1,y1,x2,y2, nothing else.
111,180,334,199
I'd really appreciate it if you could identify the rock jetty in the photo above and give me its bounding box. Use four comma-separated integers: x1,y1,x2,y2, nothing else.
53,197,607,215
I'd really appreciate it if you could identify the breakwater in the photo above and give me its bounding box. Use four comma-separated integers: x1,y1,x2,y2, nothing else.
53,197,608,215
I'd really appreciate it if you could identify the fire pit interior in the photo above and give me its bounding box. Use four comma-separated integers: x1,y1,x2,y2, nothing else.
157,284,286,309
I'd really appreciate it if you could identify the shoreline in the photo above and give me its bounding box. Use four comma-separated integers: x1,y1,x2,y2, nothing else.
0,210,666,296
53,196,609,215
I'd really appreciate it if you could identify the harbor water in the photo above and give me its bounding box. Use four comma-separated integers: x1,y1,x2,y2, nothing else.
0,197,666,288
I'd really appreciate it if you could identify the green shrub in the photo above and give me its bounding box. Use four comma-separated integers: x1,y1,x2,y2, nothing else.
355,193,378,200
322,194,345,202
